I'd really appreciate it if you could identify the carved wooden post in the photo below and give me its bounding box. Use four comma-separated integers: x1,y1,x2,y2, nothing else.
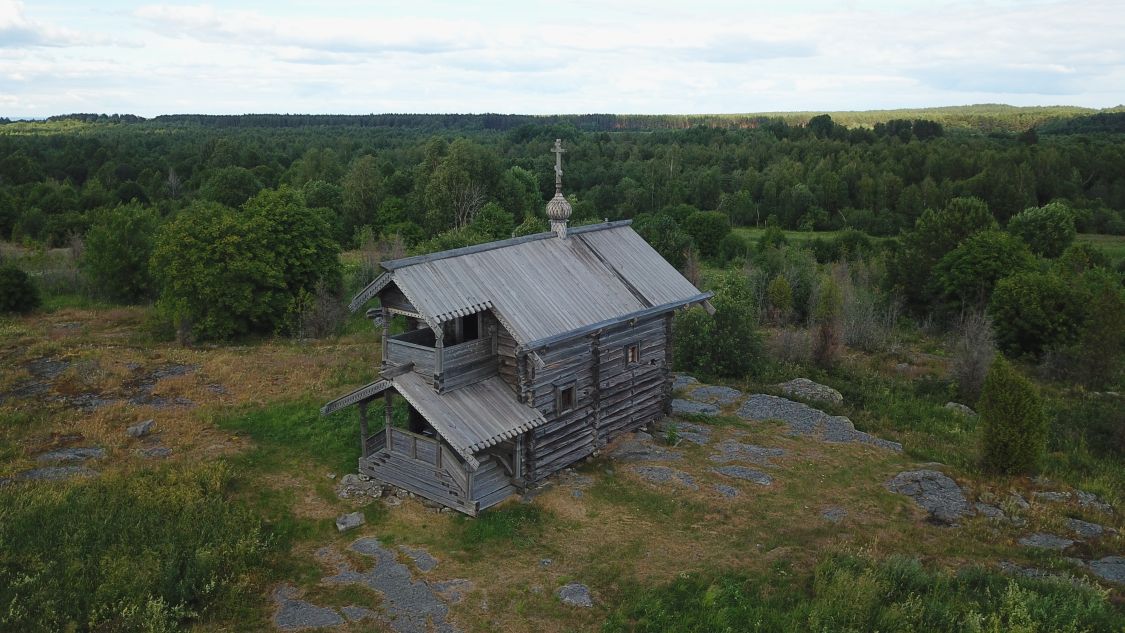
384,391,394,452
380,307,390,367
358,401,369,458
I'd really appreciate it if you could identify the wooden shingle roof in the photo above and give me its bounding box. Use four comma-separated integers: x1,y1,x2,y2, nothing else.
352,221,710,348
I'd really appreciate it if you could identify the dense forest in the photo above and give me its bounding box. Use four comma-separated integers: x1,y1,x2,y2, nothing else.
2,108,1125,253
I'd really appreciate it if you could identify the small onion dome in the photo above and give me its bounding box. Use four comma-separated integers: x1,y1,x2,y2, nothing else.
546,191,572,221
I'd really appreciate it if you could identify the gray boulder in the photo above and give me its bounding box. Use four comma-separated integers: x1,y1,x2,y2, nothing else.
18,465,96,481
1018,533,1075,550
714,484,739,498
137,447,171,459
708,440,784,465
1066,518,1107,539
633,466,697,490
944,402,976,416
689,385,743,406
272,585,344,630
557,582,593,607
36,447,105,463
671,399,719,417
885,470,972,525
712,466,772,486
672,374,700,391
1088,556,1125,584
737,394,901,451
652,418,713,445
1076,490,1113,513
822,507,848,523
775,378,843,405
126,419,155,438
335,512,365,533
1033,491,1072,503
974,503,1005,520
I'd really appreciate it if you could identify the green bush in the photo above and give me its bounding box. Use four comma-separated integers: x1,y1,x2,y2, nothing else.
932,230,1036,311
812,275,843,368
0,264,40,314
766,274,793,324
0,463,273,633
82,202,161,303
989,271,1085,358
682,211,730,259
978,356,1048,474
634,212,691,269
1055,242,1110,276
150,188,340,341
1007,202,1077,258
470,202,515,240
674,272,762,378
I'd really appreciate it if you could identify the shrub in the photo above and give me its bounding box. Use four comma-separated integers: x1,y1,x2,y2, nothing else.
682,211,730,259
0,264,40,314
150,188,340,341
1007,202,1077,258
0,463,272,633
949,310,996,405
932,230,1035,311
634,212,692,268
82,202,161,303
716,232,750,265
756,224,788,251
812,275,843,368
512,213,549,237
979,356,1048,474
674,272,762,378
1055,242,1110,276
765,274,793,324
989,271,1085,358
471,202,515,240
1049,269,1125,389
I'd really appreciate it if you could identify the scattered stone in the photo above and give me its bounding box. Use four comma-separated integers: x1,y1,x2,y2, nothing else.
206,383,227,395
608,435,682,462
1076,491,1113,513
126,419,155,438
540,558,553,567
431,579,474,604
27,357,71,379
340,605,378,623
634,431,653,442
997,562,1060,581
327,473,336,480
885,470,972,525
975,503,1005,520
652,418,713,445
137,447,172,459
36,446,105,463
671,399,719,417
632,465,698,490
1066,518,1107,539
1033,491,1072,503
1018,533,1075,550
556,583,593,608
712,466,772,486
272,585,344,630
689,385,743,406
708,439,784,465
672,374,699,391
944,402,976,416
1006,493,1031,511
17,465,96,481
1088,556,1125,584
775,378,843,405
325,537,457,632
335,512,365,533
337,473,384,500
714,484,739,498
822,507,848,523
737,394,901,451
399,545,438,572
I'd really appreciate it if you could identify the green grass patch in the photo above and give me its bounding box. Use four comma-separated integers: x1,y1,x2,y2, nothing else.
0,463,277,633
215,398,366,475
1076,233,1125,264
453,504,545,552
589,472,709,520
603,553,1122,633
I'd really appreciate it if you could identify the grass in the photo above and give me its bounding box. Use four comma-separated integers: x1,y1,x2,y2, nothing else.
603,552,1122,633
453,504,546,552
214,399,366,475
1076,233,1125,264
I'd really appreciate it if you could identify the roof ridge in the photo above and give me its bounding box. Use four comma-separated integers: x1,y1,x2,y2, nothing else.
381,219,632,271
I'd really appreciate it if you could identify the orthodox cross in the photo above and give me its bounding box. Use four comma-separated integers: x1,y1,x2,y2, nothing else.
551,138,565,193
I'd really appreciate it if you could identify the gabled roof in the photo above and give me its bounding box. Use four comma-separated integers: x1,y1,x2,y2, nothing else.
392,372,547,468
352,221,710,348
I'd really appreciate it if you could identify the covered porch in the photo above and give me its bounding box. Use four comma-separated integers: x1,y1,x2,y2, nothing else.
321,372,548,515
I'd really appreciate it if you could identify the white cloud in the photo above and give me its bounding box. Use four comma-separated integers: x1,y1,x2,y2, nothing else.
0,1,1122,117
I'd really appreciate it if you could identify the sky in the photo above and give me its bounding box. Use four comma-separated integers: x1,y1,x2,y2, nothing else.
1,0,1123,117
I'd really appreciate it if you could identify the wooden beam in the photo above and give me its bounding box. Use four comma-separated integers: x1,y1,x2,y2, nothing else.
380,362,415,379
320,379,392,416
358,402,369,458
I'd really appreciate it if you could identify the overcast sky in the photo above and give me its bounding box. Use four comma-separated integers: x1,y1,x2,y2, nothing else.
2,0,1123,117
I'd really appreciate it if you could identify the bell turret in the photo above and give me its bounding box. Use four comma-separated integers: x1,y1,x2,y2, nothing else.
547,138,572,238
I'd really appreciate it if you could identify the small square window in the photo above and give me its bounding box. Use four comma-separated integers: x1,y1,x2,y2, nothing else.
625,343,640,365
558,385,576,413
